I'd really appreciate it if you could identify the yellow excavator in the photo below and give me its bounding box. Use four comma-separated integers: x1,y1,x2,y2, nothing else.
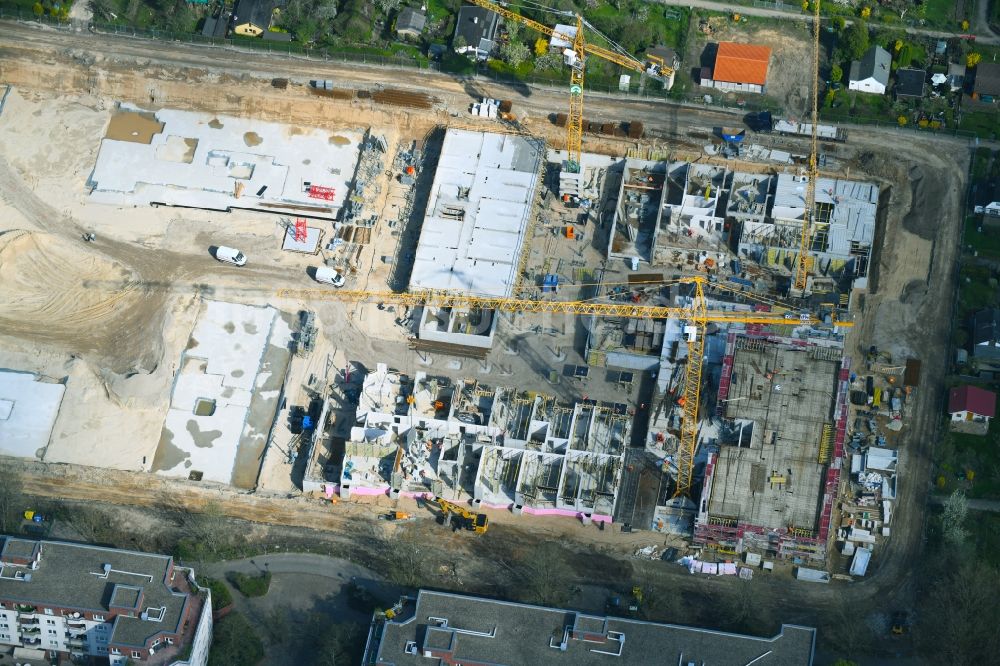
431,496,489,535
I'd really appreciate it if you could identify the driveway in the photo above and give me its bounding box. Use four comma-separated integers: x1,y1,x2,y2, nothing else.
196,553,403,665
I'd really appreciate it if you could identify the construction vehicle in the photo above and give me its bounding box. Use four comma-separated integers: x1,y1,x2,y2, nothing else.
465,0,674,170
378,511,413,521
628,586,643,613
432,496,489,535
792,0,822,295
278,276,851,498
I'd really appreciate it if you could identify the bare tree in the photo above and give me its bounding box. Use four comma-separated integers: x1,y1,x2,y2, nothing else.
942,490,969,547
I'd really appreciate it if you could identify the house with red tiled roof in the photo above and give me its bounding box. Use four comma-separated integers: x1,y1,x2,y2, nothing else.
701,42,772,94
948,385,996,434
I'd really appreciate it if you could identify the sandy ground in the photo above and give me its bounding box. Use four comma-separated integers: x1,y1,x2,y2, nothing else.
0,23,977,648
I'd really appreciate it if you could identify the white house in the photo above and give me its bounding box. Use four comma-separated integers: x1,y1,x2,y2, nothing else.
849,45,891,95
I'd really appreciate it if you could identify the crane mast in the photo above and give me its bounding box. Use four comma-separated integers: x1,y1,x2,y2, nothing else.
463,0,673,168
794,0,822,294
279,279,850,497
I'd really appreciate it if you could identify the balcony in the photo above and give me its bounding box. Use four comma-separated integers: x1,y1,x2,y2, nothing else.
21,636,41,646
18,617,39,626
20,626,41,635
15,604,35,613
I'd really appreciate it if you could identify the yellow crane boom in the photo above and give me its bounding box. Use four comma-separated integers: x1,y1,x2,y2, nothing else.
279,277,850,497
794,0,822,294
463,0,674,168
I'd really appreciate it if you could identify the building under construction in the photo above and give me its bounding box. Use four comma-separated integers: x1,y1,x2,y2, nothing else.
736,174,878,291
329,365,629,521
693,334,850,563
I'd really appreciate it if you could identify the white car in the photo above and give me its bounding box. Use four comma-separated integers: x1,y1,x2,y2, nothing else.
314,266,345,287
215,246,247,266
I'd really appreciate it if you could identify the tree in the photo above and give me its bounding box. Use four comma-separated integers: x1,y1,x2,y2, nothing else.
374,0,400,14
894,39,903,53
840,20,869,61
499,39,530,68
962,19,970,31
860,6,871,19
315,0,338,22
831,64,843,83
917,561,1000,663
897,115,908,126
534,38,549,57
942,490,969,547
0,464,23,535
968,52,982,68
32,2,43,16
834,16,846,30
207,612,264,666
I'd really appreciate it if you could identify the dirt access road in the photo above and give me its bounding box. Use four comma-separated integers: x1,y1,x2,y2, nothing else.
0,18,971,639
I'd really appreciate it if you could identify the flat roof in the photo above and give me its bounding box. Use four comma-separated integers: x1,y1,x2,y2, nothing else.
0,538,189,649
369,589,816,665
708,341,839,531
409,129,542,297
152,300,278,485
0,371,65,459
88,105,362,218
771,174,877,255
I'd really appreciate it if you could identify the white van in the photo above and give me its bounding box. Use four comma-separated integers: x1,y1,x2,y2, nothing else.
314,266,345,287
215,246,247,266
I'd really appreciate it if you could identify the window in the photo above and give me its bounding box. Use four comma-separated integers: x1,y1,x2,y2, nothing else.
47,629,57,635
131,650,141,658
166,637,174,645
110,648,121,655
92,615,104,622
43,609,53,615
0,622,7,628
48,639,57,646
97,646,107,654
0,633,7,640
46,619,55,625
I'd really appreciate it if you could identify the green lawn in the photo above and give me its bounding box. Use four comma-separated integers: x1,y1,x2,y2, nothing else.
957,264,997,318
968,512,1000,567
963,216,1000,260
972,147,993,180
959,110,1000,139
940,418,1000,500
921,0,969,30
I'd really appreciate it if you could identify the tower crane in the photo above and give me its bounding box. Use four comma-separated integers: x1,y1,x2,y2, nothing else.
277,277,851,497
793,0,822,295
464,0,674,170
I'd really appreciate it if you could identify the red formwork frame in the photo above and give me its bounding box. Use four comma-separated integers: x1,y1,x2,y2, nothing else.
694,333,851,562
307,185,337,201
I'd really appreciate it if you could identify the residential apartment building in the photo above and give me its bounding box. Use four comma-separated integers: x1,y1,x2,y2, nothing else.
0,537,212,665
364,589,817,665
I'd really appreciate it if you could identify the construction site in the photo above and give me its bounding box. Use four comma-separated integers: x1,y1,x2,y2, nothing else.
0,0,972,640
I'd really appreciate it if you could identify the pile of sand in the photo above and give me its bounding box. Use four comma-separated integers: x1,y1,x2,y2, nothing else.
0,230,158,368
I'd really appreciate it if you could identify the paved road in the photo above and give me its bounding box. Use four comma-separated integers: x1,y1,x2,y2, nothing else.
197,552,379,581
654,0,1000,44
976,0,1000,41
